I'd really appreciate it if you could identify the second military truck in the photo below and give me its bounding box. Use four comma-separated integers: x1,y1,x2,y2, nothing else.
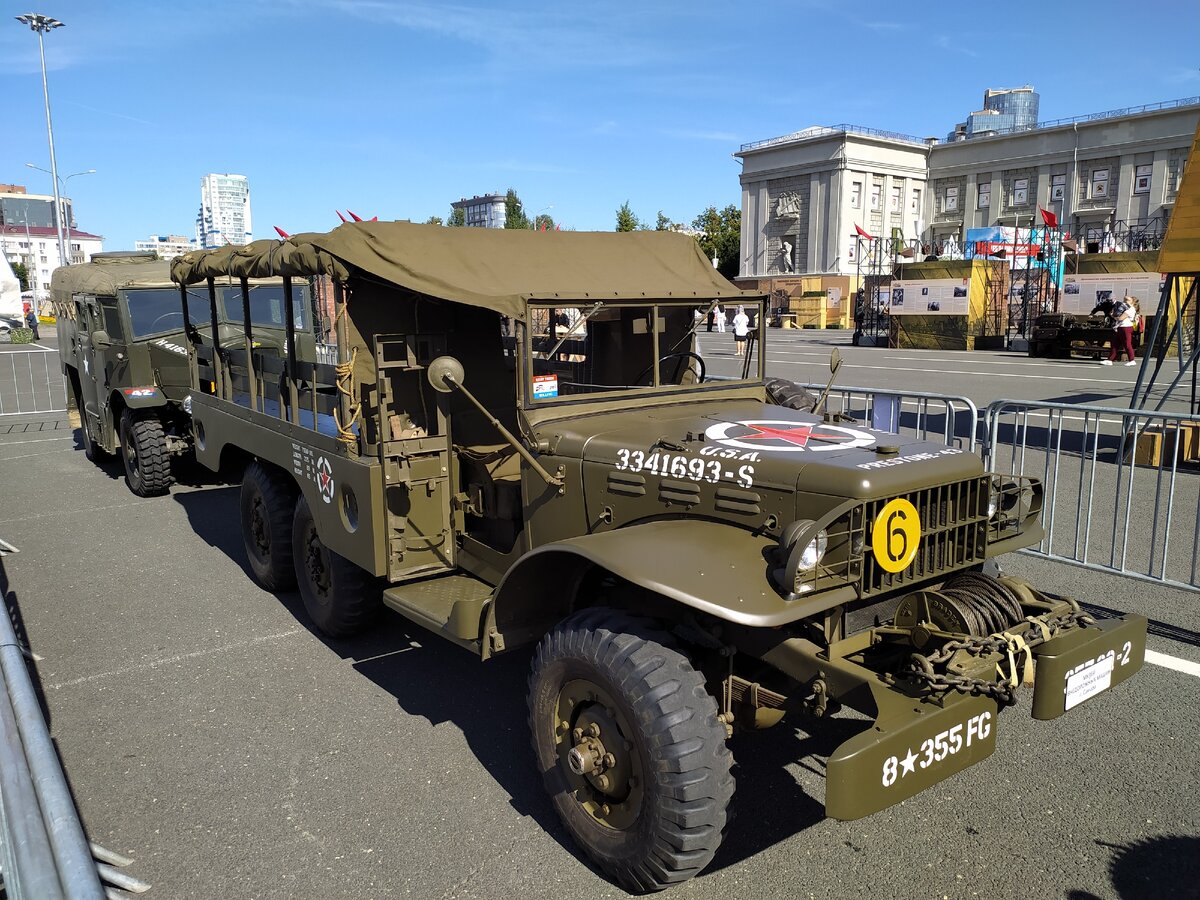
52,251,313,496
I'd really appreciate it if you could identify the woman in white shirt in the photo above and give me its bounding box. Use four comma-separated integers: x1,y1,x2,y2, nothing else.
732,306,750,356
1103,294,1138,366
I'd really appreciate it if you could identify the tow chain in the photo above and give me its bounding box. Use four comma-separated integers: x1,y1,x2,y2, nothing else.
905,604,1096,707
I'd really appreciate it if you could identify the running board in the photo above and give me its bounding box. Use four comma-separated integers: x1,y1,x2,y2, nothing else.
382,574,493,651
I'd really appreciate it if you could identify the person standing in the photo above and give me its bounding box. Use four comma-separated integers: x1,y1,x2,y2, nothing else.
1102,294,1138,366
25,307,39,342
715,305,727,334
732,305,750,356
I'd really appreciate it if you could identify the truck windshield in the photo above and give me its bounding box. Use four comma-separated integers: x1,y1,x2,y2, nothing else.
220,285,308,330
126,288,213,338
526,299,763,403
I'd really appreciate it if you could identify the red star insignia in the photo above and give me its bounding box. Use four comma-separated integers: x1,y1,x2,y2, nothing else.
736,423,846,447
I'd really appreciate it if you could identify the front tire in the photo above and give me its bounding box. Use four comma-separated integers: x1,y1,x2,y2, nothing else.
240,460,298,590
119,410,172,496
291,494,379,637
528,608,734,893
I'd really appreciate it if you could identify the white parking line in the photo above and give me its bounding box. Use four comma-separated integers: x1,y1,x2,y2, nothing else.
1146,649,1200,679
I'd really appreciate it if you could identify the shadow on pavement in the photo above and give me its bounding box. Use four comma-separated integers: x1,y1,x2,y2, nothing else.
170,484,872,884
1066,834,1200,900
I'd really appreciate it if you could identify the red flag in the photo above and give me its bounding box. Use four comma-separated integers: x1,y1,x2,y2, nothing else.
369,216,378,222
540,222,547,232
347,210,364,222
273,225,290,239
555,224,561,231
335,210,348,223
1040,207,1058,229
855,224,874,240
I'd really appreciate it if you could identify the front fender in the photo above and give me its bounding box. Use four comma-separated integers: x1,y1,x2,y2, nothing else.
118,386,169,410
486,520,802,657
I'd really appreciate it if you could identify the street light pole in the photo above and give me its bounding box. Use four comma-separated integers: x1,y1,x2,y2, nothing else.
16,13,67,268
26,164,95,264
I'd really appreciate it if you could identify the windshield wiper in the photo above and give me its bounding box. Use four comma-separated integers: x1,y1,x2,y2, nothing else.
670,299,722,352
540,302,604,360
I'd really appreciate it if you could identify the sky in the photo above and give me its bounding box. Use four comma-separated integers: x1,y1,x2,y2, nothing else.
2,0,1198,250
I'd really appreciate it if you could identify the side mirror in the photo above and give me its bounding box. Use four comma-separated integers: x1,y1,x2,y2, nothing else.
427,355,465,393
91,329,113,350
830,347,842,376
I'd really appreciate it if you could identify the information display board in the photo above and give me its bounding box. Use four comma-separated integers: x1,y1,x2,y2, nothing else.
888,278,970,316
1061,273,1162,315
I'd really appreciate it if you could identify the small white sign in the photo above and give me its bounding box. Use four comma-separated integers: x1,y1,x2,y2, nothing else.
1064,653,1115,710
532,374,559,399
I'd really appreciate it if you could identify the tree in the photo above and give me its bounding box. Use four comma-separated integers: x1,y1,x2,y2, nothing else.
504,189,529,229
691,204,741,280
533,213,556,232
425,215,444,226
616,201,640,232
655,211,675,232
11,262,29,290
448,207,465,227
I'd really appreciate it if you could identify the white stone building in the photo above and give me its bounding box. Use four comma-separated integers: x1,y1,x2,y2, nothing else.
737,97,1199,280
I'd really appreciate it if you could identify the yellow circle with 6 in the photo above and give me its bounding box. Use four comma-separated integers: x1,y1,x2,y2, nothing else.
871,499,921,573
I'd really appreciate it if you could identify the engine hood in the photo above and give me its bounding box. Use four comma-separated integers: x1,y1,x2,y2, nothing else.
554,399,980,493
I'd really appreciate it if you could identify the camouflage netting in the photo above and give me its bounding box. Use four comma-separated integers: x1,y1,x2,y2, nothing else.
170,221,755,322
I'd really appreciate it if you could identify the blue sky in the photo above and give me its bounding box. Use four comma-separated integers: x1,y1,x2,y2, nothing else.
2,0,1197,249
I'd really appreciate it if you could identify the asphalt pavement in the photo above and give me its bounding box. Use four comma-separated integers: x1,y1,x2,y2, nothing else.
0,330,1197,899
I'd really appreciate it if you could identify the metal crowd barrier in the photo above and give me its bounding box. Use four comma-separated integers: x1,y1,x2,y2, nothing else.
0,556,151,898
796,382,980,451
983,400,1200,591
0,349,68,417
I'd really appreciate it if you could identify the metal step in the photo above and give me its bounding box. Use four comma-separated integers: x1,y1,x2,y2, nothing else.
383,573,493,649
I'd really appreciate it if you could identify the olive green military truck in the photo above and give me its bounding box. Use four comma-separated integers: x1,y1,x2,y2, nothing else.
52,252,314,496
170,224,1146,892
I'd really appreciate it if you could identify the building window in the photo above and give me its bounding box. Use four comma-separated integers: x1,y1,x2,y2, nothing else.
1051,174,1066,201
890,185,901,212
910,188,921,214
1091,168,1109,199
943,186,959,212
1012,178,1029,206
1134,164,1152,194
870,184,881,211
978,183,991,209
851,182,862,209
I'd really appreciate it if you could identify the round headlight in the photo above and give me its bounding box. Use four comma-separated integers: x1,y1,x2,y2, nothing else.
781,518,828,578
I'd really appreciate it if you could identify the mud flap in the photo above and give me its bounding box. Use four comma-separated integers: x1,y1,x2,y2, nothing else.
1030,614,1147,720
826,693,999,820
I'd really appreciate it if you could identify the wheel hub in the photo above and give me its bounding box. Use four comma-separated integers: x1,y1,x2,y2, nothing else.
555,680,642,828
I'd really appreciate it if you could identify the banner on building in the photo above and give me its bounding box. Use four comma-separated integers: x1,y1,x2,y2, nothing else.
888,278,970,316
1061,273,1163,315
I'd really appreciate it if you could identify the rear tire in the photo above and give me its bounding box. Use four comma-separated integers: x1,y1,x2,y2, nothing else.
291,494,379,637
119,410,172,496
528,608,734,892
240,460,298,590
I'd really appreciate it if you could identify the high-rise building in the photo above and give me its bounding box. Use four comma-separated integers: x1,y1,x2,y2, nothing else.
451,194,507,228
947,86,1041,141
196,174,252,248
0,184,75,232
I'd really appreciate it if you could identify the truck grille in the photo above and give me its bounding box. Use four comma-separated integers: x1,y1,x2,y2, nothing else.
862,477,989,596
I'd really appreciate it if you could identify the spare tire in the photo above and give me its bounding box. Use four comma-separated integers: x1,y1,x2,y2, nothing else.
764,377,818,412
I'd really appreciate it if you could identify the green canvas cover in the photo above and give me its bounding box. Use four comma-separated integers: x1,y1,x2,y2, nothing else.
52,255,174,306
170,221,755,321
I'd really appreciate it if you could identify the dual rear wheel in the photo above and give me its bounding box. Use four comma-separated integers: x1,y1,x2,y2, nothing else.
239,460,380,637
